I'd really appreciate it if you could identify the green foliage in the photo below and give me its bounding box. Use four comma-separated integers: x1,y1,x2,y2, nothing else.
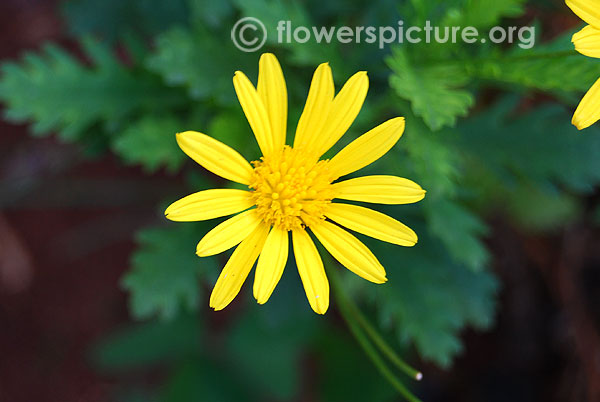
231,0,346,68
113,115,185,173
387,25,599,133
92,314,202,371
443,0,526,28
210,263,321,399
425,199,490,269
146,27,248,104
121,224,217,321
207,109,263,162
95,274,321,401
471,30,600,93
160,360,247,402
388,48,475,131
456,97,600,230
226,309,311,399
393,117,490,270
0,38,184,142
370,233,499,367
457,97,600,192
61,0,189,42
187,0,234,27
315,327,397,402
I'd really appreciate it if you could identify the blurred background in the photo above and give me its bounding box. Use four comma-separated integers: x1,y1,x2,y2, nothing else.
1,0,600,401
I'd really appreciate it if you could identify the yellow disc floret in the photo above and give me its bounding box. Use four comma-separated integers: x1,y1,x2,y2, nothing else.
249,146,334,231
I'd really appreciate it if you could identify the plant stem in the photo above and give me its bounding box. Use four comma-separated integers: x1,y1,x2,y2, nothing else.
329,267,423,402
343,289,423,380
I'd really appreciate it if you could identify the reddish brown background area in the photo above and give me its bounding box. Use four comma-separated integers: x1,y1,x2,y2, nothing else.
0,2,157,401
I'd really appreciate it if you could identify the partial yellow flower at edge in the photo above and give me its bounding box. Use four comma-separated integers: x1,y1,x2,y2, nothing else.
165,53,426,314
573,24,600,58
566,0,600,129
573,77,600,130
566,0,600,29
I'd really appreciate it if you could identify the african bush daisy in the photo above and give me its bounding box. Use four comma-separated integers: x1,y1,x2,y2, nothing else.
165,53,425,314
567,0,600,129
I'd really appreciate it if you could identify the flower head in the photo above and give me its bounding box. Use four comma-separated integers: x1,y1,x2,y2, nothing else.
165,53,425,314
567,0,600,129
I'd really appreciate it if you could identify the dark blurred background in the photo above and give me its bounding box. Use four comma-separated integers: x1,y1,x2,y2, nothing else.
0,1,162,400
2,0,600,401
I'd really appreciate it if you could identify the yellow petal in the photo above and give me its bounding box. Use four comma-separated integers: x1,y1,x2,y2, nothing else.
209,224,270,311
196,209,262,256
293,63,334,152
573,77,600,130
233,71,275,156
176,131,253,185
165,189,253,222
325,203,417,247
573,25,600,58
253,227,289,304
314,71,369,157
566,0,600,28
310,220,387,284
327,117,405,180
332,175,426,204
257,53,287,152
292,228,329,314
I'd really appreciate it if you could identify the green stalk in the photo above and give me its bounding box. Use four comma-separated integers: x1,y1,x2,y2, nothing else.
343,288,423,380
329,267,423,402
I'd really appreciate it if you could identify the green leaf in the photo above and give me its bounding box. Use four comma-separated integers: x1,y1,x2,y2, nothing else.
0,38,184,142
425,199,490,270
315,326,397,402
231,0,346,68
370,232,499,367
188,0,234,27
395,117,489,271
456,97,600,231
443,0,526,29
232,0,311,38
61,0,189,42
225,273,319,400
207,109,262,162
457,96,600,193
399,118,462,198
387,47,474,131
91,314,202,372
471,29,600,93
160,360,247,402
112,115,185,173
227,313,303,399
121,224,217,321
146,27,254,104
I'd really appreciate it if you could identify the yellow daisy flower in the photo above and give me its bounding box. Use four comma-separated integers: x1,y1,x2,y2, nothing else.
165,53,425,314
567,0,600,129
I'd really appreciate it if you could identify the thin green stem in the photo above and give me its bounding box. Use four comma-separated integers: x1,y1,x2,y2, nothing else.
343,290,422,380
329,268,423,402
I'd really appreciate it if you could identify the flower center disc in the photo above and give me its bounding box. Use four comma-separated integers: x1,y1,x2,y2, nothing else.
249,146,334,231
